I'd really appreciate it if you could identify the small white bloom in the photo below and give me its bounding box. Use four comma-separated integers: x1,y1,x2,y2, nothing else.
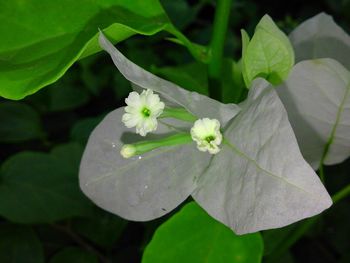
190,118,222,154
122,89,165,136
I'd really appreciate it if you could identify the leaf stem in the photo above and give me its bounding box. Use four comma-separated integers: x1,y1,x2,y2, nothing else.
265,183,350,263
318,163,325,183
332,183,350,203
208,0,232,101
165,25,209,63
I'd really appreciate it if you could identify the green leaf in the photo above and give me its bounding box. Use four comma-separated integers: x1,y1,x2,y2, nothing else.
0,102,45,143
72,209,127,248
0,143,94,223
241,15,294,87
152,62,209,95
142,202,264,263
0,224,44,263
221,59,247,104
49,247,98,263
241,29,251,88
277,59,350,169
161,0,198,30
0,0,171,100
289,13,350,70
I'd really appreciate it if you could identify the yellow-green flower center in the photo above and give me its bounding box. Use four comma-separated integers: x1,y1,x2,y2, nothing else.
205,135,216,143
142,107,151,117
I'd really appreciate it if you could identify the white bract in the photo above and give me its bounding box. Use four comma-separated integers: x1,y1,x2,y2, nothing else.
191,118,222,154
277,59,350,169
275,13,350,169
122,89,164,136
79,32,332,235
289,13,350,70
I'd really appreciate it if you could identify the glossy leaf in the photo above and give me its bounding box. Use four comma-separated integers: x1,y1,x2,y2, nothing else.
277,59,350,169
290,13,350,69
0,224,44,263
142,202,264,263
192,79,332,234
0,0,171,100
0,102,45,143
0,143,94,223
241,15,294,87
49,247,98,263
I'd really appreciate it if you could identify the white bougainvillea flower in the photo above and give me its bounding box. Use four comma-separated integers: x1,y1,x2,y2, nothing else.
191,118,222,154
79,32,332,235
122,89,164,136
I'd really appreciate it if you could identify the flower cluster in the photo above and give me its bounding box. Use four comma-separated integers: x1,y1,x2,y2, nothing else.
121,88,223,157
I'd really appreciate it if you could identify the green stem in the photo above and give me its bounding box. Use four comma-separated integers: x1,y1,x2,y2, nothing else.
332,183,350,203
161,107,197,122
265,183,350,263
165,25,209,63
121,133,192,158
318,163,325,183
208,0,232,101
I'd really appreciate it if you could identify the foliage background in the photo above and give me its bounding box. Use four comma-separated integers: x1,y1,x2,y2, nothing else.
0,0,349,262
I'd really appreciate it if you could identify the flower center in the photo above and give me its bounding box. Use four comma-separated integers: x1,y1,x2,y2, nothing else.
141,107,151,117
205,135,216,143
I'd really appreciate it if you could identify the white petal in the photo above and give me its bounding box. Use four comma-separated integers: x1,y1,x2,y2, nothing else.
125,91,142,108
122,113,141,128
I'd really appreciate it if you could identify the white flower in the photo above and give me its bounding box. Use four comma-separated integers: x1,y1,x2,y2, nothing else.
190,118,222,154
122,89,165,136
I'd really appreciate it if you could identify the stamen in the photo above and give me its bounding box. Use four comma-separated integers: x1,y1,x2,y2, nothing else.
205,135,215,143
142,107,151,117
